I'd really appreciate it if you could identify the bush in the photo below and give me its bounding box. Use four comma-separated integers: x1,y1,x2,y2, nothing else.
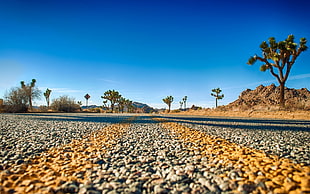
84,108,102,113
3,87,28,113
92,108,102,113
38,105,49,112
51,95,81,112
190,105,202,110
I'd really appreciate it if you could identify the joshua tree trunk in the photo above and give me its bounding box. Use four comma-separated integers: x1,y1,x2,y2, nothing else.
29,95,33,111
279,82,285,108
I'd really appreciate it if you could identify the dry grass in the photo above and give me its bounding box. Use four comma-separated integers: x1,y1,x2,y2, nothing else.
170,109,310,120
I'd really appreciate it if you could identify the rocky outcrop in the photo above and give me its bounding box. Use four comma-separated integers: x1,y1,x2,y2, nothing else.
226,84,310,110
133,102,156,113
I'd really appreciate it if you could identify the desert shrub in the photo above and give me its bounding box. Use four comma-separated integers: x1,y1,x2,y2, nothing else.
3,87,28,113
105,110,113,113
51,95,81,112
216,105,227,111
191,105,202,110
0,99,3,112
95,108,102,113
86,108,102,113
38,105,49,112
171,109,181,113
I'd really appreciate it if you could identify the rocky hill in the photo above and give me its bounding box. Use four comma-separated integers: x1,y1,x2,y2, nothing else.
82,102,155,113
132,102,155,113
226,84,310,111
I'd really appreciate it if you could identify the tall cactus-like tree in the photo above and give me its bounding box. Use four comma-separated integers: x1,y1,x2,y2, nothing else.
211,88,224,108
163,96,174,113
247,35,307,107
102,100,109,110
124,99,133,113
101,90,121,112
84,93,91,108
179,101,183,110
118,97,126,113
20,79,40,111
182,96,188,110
44,88,52,108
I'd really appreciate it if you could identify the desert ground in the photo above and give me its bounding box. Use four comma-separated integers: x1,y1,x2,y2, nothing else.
171,109,310,120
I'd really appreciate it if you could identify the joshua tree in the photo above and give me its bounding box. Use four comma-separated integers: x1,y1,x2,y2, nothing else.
211,88,224,108
101,90,121,112
182,96,188,110
118,97,126,113
84,93,91,108
247,35,307,108
163,96,174,113
179,101,183,110
44,88,52,108
102,100,109,110
124,99,134,113
20,79,41,111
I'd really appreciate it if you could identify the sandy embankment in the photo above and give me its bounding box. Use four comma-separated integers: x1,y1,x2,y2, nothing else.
171,109,310,120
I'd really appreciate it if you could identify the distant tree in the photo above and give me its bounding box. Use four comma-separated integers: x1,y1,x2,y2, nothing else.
44,88,52,108
118,97,126,113
102,100,109,110
101,90,121,112
84,93,91,108
125,99,134,113
211,88,224,108
179,101,183,110
247,35,307,107
20,79,41,111
182,96,188,110
163,96,174,113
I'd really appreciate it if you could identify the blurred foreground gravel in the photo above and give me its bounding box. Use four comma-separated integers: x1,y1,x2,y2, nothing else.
0,113,129,169
0,113,309,193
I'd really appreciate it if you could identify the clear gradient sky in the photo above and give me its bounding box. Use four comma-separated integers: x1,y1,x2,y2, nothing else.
1,0,310,109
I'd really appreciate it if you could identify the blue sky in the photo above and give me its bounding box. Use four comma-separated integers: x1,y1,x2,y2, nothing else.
0,0,310,109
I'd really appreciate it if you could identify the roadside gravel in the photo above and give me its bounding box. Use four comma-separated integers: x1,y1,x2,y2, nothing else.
160,115,310,165
0,114,128,169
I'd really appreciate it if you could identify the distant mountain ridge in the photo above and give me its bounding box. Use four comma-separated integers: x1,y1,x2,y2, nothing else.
82,102,155,113
132,102,155,113
226,84,310,110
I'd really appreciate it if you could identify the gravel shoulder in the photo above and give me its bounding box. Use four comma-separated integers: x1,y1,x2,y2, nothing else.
158,114,310,165
0,113,130,169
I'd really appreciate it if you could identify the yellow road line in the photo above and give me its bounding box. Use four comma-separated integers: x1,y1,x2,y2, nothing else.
157,119,310,194
0,122,130,194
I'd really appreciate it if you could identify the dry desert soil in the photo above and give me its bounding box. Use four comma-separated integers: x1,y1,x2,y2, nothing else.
171,110,310,120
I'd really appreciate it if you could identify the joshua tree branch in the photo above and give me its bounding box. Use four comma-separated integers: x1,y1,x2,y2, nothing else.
269,66,282,84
